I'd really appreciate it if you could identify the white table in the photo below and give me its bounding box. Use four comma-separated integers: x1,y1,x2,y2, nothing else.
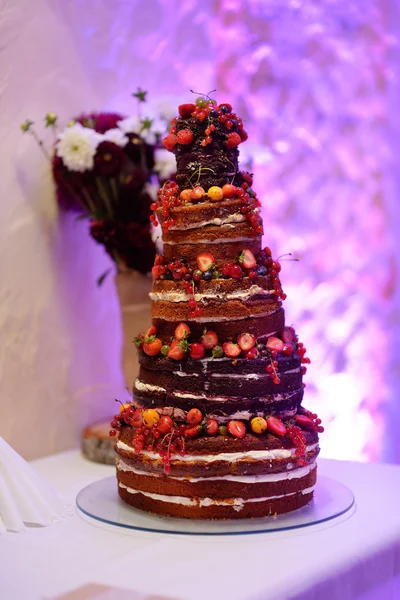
1,451,400,600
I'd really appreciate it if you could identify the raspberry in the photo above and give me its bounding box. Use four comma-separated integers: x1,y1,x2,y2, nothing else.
162,134,177,152
178,103,196,118
226,133,241,149
177,129,194,145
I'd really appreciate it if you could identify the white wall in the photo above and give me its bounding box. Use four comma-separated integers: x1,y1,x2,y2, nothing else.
0,0,214,459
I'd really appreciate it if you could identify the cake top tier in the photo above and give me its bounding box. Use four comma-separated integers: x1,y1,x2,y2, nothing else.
162,96,248,192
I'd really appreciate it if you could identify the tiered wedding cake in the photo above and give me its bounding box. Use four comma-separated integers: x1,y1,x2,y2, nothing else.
110,97,323,519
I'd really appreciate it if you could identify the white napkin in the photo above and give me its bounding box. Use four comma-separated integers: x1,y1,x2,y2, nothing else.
0,437,67,532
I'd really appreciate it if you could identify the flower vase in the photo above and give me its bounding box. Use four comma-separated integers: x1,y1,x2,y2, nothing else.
81,269,151,464
114,269,152,390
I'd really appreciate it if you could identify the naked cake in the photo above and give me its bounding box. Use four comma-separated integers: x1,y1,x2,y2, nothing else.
110,97,323,519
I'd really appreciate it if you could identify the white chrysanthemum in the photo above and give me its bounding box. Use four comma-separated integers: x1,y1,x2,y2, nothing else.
117,116,142,135
55,124,100,172
102,128,129,147
154,148,176,180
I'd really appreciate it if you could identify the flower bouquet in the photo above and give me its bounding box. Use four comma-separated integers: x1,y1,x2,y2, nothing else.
22,90,176,395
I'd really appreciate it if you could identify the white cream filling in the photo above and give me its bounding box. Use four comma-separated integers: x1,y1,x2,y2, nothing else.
134,380,166,393
173,371,200,377
117,459,316,484
149,285,272,303
171,388,302,403
163,237,256,246
118,482,316,511
117,440,319,463
210,368,301,379
156,312,278,323
169,213,246,231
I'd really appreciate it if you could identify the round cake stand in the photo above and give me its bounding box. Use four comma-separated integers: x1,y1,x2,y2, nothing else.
76,475,354,536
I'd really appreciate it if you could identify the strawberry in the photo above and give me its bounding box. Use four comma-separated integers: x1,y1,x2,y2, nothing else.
157,416,173,434
226,132,241,149
201,331,218,349
239,129,248,142
175,322,190,340
184,425,202,439
239,249,256,270
237,333,256,351
178,103,196,118
187,408,203,425
266,336,284,352
282,344,294,356
130,408,143,428
227,420,246,439
145,325,157,337
206,419,219,436
282,327,294,344
177,129,194,145
266,416,286,437
294,414,316,430
222,184,237,198
143,337,162,356
190,343,205,360
230,264,243,279
168,340,187,360
162,133,177,152
197,252,215,272
154,254,164,266
223,342,241,358
241,171,253,186
152,265,163,280
245,347,259,359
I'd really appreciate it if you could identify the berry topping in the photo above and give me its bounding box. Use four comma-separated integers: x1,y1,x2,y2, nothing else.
190,342,205,360
282,327,294,344
201,330,219,349
239,249,256,270
177,129,194,145
294,414,317,430
207,186,224,202
157,416,174,434
119,402,131,414
266,336,285,352
266,416,286,437
227,420,246,439
195,97,208,108
244,347,259,359
178,103,196,118
219,103,232,113
143,337,162,356
230,264,243,279
168,340,188,360
184,424,202,438
191,186,205,201
222,183,237,198
197,252,215,272
250,416,267,434
142,409,160,429
239,129,248,141
226,132,241,148
175,322,190,340
162,133,177,152
237,332,256,351
145,325,157,337
205,419,219,436
223,341,241,358
180,189,193,202
187,408,203,426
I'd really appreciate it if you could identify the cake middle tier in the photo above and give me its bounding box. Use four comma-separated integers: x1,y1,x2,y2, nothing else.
134,353,303,417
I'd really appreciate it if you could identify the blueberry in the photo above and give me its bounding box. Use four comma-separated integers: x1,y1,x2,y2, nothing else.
203,270,213,281
257,266,267,276
220,105,230,114
210,109,219,117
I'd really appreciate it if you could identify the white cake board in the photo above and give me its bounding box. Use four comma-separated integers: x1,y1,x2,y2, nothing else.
76,475,354,536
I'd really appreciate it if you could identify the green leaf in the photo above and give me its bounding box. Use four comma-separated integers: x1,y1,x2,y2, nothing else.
141,117,153,130
97,268,112,287
132,88,148,102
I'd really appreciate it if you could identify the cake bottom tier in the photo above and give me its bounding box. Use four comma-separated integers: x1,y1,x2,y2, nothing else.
115,429,319,520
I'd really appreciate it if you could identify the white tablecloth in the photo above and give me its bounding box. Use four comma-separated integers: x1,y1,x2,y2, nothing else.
0,451,400,600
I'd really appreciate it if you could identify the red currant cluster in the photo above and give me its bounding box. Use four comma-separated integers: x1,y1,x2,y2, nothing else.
256,248,286,300
150,181,181,231
286,425,308,466
295,410,324,434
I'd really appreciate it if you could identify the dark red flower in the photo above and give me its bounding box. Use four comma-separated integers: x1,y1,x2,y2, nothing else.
94,141,124,177
76,112,124,133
